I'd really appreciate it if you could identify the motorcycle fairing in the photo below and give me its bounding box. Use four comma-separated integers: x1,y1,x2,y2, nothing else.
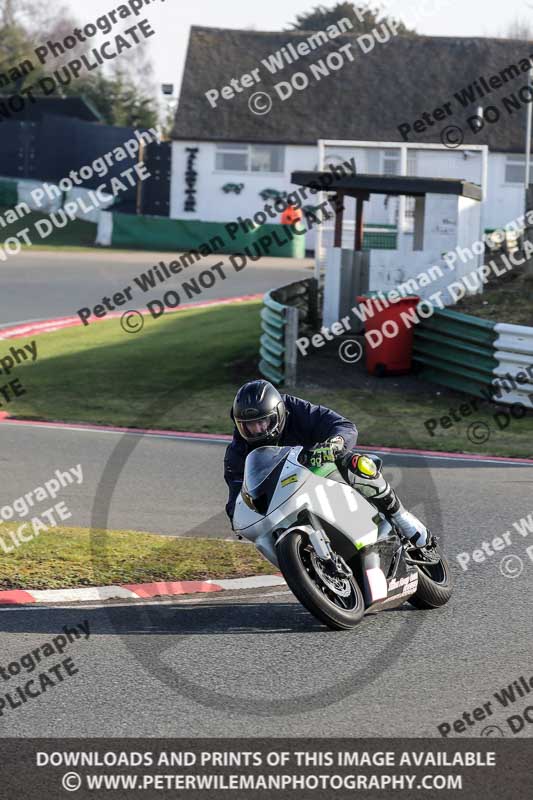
234,445,419,611
234,447,380,569
357,531,418,609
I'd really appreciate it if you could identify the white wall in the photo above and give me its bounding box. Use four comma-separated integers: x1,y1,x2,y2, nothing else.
457,195,483,273
367,193,483,306
170,141,406,252
170,140,316,221
170,140,527,246
484,152,525,230
369,194,457,300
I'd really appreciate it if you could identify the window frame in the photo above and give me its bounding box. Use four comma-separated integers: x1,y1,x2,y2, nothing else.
214,143,249,173
505,155,529,185
214,143,285,174
381,148,401,176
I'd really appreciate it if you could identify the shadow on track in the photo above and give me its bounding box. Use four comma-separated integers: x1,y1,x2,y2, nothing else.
0,595,421,639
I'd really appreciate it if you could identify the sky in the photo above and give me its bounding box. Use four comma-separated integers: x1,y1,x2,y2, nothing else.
63,0,532,99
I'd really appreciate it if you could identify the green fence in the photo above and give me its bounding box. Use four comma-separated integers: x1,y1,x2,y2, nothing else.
362,224,397,251
0,178,18,207
359,226,518,253
260,279,319,386
413,308,497,398
106,213,306,258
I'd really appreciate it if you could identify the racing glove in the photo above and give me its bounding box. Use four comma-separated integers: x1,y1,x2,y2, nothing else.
308,436,345,467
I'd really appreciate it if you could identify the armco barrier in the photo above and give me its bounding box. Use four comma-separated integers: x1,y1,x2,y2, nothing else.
493,322,533,408
413,308,497,398
259,278,319,386
414,308,533,408
96,211,306,258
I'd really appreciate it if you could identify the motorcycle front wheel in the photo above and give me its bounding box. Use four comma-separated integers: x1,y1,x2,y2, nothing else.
277,530,364,631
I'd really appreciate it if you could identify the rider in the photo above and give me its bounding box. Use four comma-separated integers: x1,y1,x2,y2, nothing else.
224,379,430,547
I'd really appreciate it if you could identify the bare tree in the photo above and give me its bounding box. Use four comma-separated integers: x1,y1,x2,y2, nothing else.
0,0,75,37
289,2,417,35
0,0,159,126
0,0,15,26
0,0,80,80
505,16,533,40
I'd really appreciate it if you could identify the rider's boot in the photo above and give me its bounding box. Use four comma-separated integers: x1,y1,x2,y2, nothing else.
342,453,430,547
390,506,430,547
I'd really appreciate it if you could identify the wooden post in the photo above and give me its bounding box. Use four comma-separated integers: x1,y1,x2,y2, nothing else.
355,194,364,251
333,192,344,247
284,306,300,388
525,186,533,280
413,196,425,251
307,277,319,328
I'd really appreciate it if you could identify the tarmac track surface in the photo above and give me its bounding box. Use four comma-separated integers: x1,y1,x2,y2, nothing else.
0,249,311,326
1,421,532,737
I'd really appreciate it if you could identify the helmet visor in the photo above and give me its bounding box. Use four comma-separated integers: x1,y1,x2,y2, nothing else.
235,411,279,442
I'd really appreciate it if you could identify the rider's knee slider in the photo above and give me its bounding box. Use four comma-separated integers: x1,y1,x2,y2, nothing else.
351,454,379,478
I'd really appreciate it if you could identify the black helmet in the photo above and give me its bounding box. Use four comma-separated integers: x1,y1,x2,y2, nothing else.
233,380,287,445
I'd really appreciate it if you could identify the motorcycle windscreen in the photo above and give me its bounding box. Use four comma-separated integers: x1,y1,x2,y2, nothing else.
243,446,292,514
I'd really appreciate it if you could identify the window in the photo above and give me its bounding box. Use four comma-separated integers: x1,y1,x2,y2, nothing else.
378,149,418,226
382,149,400,175
251,145,285,172
407,151,417,177
505,155,532,184
215,144,248,172
215,143,285,173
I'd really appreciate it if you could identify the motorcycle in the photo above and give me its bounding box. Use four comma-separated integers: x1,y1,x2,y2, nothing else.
233,445,453,631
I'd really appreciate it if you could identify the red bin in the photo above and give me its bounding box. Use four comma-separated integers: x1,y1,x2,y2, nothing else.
356,294,420,377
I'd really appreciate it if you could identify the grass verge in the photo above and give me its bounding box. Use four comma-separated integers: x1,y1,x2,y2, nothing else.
7,301,262,430
297,386,533,459
455,268,533,326
5,299,533,457
0,526,272,591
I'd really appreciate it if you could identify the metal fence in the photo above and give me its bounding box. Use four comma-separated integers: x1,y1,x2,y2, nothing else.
414,308,533,408
413,308,497,399
361,224,397,251
259,278,319,387
493,322,533,409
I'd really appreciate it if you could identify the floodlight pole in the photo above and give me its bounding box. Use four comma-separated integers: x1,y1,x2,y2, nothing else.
525,67,533,194
315,139,325,282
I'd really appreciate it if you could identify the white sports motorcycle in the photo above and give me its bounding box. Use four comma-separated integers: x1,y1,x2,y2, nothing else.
233,445,453,630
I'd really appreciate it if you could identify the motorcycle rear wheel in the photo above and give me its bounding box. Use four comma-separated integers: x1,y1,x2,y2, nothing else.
408,544,453,609
277,531,364,631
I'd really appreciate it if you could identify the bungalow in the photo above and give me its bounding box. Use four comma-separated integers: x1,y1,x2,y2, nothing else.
171,26,533,249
